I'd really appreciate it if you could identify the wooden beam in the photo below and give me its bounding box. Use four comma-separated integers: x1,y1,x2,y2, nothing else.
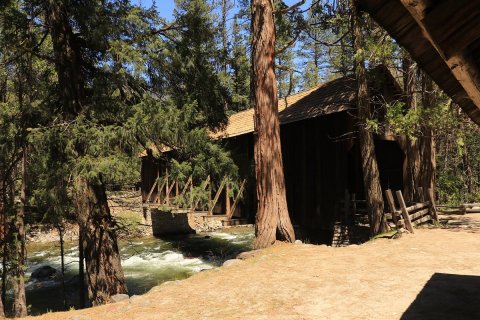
405,202,429,213
225,180,231,218
181,176,193,196
208,177,227,215
145,178,159,203
396,190,414,233
399,0,480,120
230,179,247,219
410,208,430,221
385,189,399,226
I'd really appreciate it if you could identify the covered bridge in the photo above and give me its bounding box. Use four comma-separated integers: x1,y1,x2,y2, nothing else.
214,66,404,242
141,66,406,243
359,0,480,125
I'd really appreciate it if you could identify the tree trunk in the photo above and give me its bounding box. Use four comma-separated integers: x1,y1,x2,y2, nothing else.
46,0,128,305
420,74,436,194
74,177,128,305
350,0,388,236
458,110,475,194
402,56,421,202
0,188,5,318
13,150,27,318
57,225,67,309
78,232,86,309
45,0,84,114
251,0,295,249
221,0,228,73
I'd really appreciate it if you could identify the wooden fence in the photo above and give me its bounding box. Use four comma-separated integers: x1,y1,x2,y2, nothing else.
385,187,438,233
143,174,246,219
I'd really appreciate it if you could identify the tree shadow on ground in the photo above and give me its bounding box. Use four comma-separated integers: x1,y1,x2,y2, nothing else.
401,273,480,320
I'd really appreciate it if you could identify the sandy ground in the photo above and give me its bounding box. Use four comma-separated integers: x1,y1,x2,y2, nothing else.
31,214,480,320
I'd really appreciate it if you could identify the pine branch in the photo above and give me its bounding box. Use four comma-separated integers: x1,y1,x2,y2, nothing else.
276,31,301,55
274,0,306,14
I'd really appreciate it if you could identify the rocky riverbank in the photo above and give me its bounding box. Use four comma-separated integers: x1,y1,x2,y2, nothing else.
30,214,480,320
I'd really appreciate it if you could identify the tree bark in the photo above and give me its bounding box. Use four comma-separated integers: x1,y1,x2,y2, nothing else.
74,177,128,305
45,0,84,114
350,0,388,236
13,149,27,318
0,187,5,318
458,110,475,194
78,232,86,309
419,74,436,194
251,0,295,249
402,56,421,202
46,0,128,305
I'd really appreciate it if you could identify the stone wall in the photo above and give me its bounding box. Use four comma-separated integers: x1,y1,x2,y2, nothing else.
151,209,196,236
151,209,227,235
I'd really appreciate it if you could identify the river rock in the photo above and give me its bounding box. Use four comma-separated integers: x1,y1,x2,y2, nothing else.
70,315,91,320
295,240,303,245
236,249,261,260
223,259,242,267
110,294,129,303
31,265,58,280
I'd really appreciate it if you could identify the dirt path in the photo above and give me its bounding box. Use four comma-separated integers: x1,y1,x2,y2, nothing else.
31,214,480,320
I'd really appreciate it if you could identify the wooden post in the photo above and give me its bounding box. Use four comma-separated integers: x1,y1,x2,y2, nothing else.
225,179,231,218
427,188,439,222
208,177,226,215
344,189,350,224
352,193,357,222
190,179,193,209
156,169,160,203
165,170,169,206
385,189,399,227
395,190,414,233
230,179,247,219
417,187,425,203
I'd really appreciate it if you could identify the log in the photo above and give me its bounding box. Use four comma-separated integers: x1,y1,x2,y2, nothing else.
230,179,247,219
410,208,430,221
385,189,399,226
405,202,430,212
414,215,432,225
396,191,414,233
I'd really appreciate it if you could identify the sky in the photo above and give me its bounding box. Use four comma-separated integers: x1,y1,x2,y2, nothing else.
135,0,311,20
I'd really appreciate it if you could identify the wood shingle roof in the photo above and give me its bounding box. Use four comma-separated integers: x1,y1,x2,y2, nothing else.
211,76,357,139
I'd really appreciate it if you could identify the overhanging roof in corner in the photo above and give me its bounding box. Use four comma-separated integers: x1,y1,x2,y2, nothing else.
359,0,480,126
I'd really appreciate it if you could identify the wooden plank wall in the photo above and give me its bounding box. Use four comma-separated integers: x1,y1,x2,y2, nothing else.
282,112,351,243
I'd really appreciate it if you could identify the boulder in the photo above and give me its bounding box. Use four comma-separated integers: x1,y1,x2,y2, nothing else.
223,259,242,267
110,294,129,303
236,250,261,260
31,266,58,281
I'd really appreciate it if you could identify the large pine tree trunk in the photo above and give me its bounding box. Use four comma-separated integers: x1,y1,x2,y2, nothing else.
251,0,295,249
46,0,128,305
74,177,128,305
0,188,5,318
351,0,388,236
420,74,436,193
402,56,421,202
13,150,27,317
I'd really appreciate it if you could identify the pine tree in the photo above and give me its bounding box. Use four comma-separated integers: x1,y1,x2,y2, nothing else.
350,0,388,236
251,0,295,249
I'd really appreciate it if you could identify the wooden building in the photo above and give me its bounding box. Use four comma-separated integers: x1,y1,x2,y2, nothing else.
141,66,405,243
359,0,480,125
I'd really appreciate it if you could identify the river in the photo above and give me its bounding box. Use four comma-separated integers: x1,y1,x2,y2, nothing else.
22,227,254,315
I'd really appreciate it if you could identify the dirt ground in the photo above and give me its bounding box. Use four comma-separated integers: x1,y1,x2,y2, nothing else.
31,214,480,320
